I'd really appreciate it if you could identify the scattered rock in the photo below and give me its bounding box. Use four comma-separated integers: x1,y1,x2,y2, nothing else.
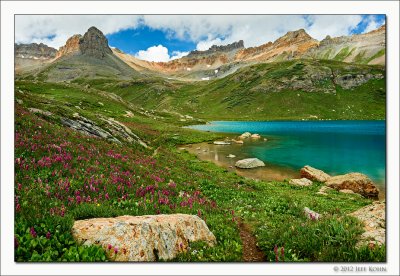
235,158,265,169
98,101,104,106
16,99,23,105
316,186,333,196
250,134,261,139
304,207,321,220
350,201,385,248
178,147,186,151
300,165,331,182
196,147,201,150
28,108,53,117
325,173,379,198
71,214,216,261
124,111,134,118
213,141,231,145
226,154,236,158
289,178,313,186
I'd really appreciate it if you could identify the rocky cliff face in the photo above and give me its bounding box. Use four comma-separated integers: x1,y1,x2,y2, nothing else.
15,43,57,59
55,26,113,59
55,34,82,58
80,26,113,58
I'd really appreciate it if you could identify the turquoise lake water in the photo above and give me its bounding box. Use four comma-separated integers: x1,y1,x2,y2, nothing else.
188,121,386,187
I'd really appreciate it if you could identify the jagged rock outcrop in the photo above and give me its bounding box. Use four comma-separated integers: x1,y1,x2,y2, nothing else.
15,43,57,59
335,73,384,89
60,115,120,143
71,214,216,261
187,40,244,58
60,113,147,147
55,26,112,59
55,34,82,58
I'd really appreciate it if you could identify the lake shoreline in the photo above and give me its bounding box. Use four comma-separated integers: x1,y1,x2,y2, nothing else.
183,121,386,199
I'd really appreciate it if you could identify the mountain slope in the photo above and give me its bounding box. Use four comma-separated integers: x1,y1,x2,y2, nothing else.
76,59,385,121
20,27,139,82
304,25,386,65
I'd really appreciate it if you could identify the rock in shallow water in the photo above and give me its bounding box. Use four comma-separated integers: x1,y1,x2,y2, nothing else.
71,214,216,261
235,158,265,169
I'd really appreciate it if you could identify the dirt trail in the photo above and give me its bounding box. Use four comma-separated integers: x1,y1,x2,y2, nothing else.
238,221,266,262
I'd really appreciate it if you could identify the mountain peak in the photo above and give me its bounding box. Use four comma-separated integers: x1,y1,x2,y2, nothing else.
56,27,112,59
276,29,313,43
80,26,112,58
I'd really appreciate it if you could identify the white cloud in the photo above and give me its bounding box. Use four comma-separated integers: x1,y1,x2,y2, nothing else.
135,45,188,62
362,15,383,34
15,15,382,54
170,51,189,60
15,15,141,49
305,15,363,40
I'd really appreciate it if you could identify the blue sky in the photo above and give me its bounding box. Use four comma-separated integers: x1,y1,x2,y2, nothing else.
106,26,197,55
15,15,385,62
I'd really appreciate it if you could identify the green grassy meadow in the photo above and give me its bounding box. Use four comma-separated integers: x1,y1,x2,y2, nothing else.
14,73,385,261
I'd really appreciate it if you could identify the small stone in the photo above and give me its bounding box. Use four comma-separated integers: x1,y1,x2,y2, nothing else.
213,141,231,145
226,154,236,158
289,178,313,186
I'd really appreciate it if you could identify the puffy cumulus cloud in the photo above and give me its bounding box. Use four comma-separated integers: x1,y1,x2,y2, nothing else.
15,15,141,49
135,45,188,62
305,15,363,40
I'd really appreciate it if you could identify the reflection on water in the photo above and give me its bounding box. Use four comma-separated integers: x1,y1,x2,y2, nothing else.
183,139,299,182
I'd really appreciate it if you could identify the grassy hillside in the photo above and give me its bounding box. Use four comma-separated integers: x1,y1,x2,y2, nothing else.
14,80,385,262
72,59,385,121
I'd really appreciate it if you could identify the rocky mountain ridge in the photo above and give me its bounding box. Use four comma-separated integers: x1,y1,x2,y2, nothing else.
15,24,385,81
15,43,57,59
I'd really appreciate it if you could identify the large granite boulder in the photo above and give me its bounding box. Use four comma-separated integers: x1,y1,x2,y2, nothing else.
235,158,265,169
71,214,216,261
300,165,331,182
325,173,379,198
